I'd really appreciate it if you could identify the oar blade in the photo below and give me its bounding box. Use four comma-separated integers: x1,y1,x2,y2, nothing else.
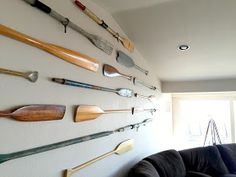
116,51,134,67
89,35,114,55
75,105,104,122
12,105,66,121
115,139,134,155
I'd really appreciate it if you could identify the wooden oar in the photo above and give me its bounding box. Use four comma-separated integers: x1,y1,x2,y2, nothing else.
64,139,134,177
0,105,66,121
75,105,156,122
74,0,134,53
23,0,113,55
0,24,99,72
103,64,157,90
0,67,38,82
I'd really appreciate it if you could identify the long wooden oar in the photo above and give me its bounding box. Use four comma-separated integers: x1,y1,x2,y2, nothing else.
23,0,113,55
0,67,38,82
103,64,157,90
75,105,156,122
0,105,66,121
74,0,134,53
64,139,134,177
0,119,150,165
0,24,99,72
51,78,154,100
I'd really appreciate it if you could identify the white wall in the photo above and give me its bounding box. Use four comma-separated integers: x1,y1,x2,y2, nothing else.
0,0,172,177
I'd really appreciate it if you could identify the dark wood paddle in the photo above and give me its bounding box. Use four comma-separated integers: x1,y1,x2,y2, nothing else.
0,105,66,121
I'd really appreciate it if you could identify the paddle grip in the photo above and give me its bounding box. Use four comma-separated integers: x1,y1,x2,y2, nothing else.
24,0,51,14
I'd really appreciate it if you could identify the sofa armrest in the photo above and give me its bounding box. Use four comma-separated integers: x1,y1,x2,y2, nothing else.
186,171,212,177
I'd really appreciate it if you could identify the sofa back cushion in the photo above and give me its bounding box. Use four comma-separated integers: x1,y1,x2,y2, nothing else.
179,146,228,176
216,144,236,173
144,150,186,177
128,160,160,177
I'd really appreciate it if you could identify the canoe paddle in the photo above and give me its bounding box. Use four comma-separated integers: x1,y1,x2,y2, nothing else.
0,120,149,165
117,50,149,75
23,0,113,55
64,139,134,177
0,67,38,83
52,78,154,100
103,64,157,90
74,0,134,53
75,105,156,122
0,105,66,121
0,24,99,72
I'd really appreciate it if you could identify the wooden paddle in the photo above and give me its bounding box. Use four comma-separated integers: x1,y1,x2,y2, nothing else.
64,139,134,177
0,105,66,121
74,0,134,53
75,105,156,122
0,67,38,82
0,24,99,72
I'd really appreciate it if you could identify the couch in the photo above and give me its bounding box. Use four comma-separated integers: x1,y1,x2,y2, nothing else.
128,144,236,177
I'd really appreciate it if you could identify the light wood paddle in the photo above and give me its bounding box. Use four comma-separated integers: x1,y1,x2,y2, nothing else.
74,0,134,53
0,67,38,82
75,105,156,122
64,139,134,177
0,105,66,121
0,24,99,72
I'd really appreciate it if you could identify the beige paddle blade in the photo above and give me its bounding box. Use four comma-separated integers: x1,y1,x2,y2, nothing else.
64,139,134,177
114,139,134,155
75,105,104,122
121,37,134,53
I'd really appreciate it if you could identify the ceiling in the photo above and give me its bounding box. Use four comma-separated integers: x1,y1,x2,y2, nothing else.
91,0,236,81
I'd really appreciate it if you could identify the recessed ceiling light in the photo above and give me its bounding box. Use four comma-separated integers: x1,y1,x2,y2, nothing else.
178,45,189,51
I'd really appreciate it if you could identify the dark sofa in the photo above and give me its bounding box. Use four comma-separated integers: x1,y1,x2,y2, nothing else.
128,144,236,177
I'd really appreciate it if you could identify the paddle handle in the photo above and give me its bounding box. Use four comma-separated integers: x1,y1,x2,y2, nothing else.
74,0,134,52
0,111,12,117
75,1,120,39
104,109,132,114
0,24,99,72
52,78,117,93
133,78,157,90
134,64,149,75
65,150,114,177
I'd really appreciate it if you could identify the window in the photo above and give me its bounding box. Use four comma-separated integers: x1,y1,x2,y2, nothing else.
172,94,235,150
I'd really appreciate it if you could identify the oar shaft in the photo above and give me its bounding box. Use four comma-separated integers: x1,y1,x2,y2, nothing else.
52,78,117,93
3,131,112,163
67,151,114,177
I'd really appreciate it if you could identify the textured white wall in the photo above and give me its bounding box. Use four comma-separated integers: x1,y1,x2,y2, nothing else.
0,0,172,177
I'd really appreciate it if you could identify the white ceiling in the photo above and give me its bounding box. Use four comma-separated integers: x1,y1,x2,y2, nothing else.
91,0,236,81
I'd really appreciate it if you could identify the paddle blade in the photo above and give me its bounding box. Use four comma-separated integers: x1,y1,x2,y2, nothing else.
103,64,121,77
75,105,104,122
47,44,99,72
115,139,134,155
12,105,66,121
120,37,134,53
116,50,134,67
